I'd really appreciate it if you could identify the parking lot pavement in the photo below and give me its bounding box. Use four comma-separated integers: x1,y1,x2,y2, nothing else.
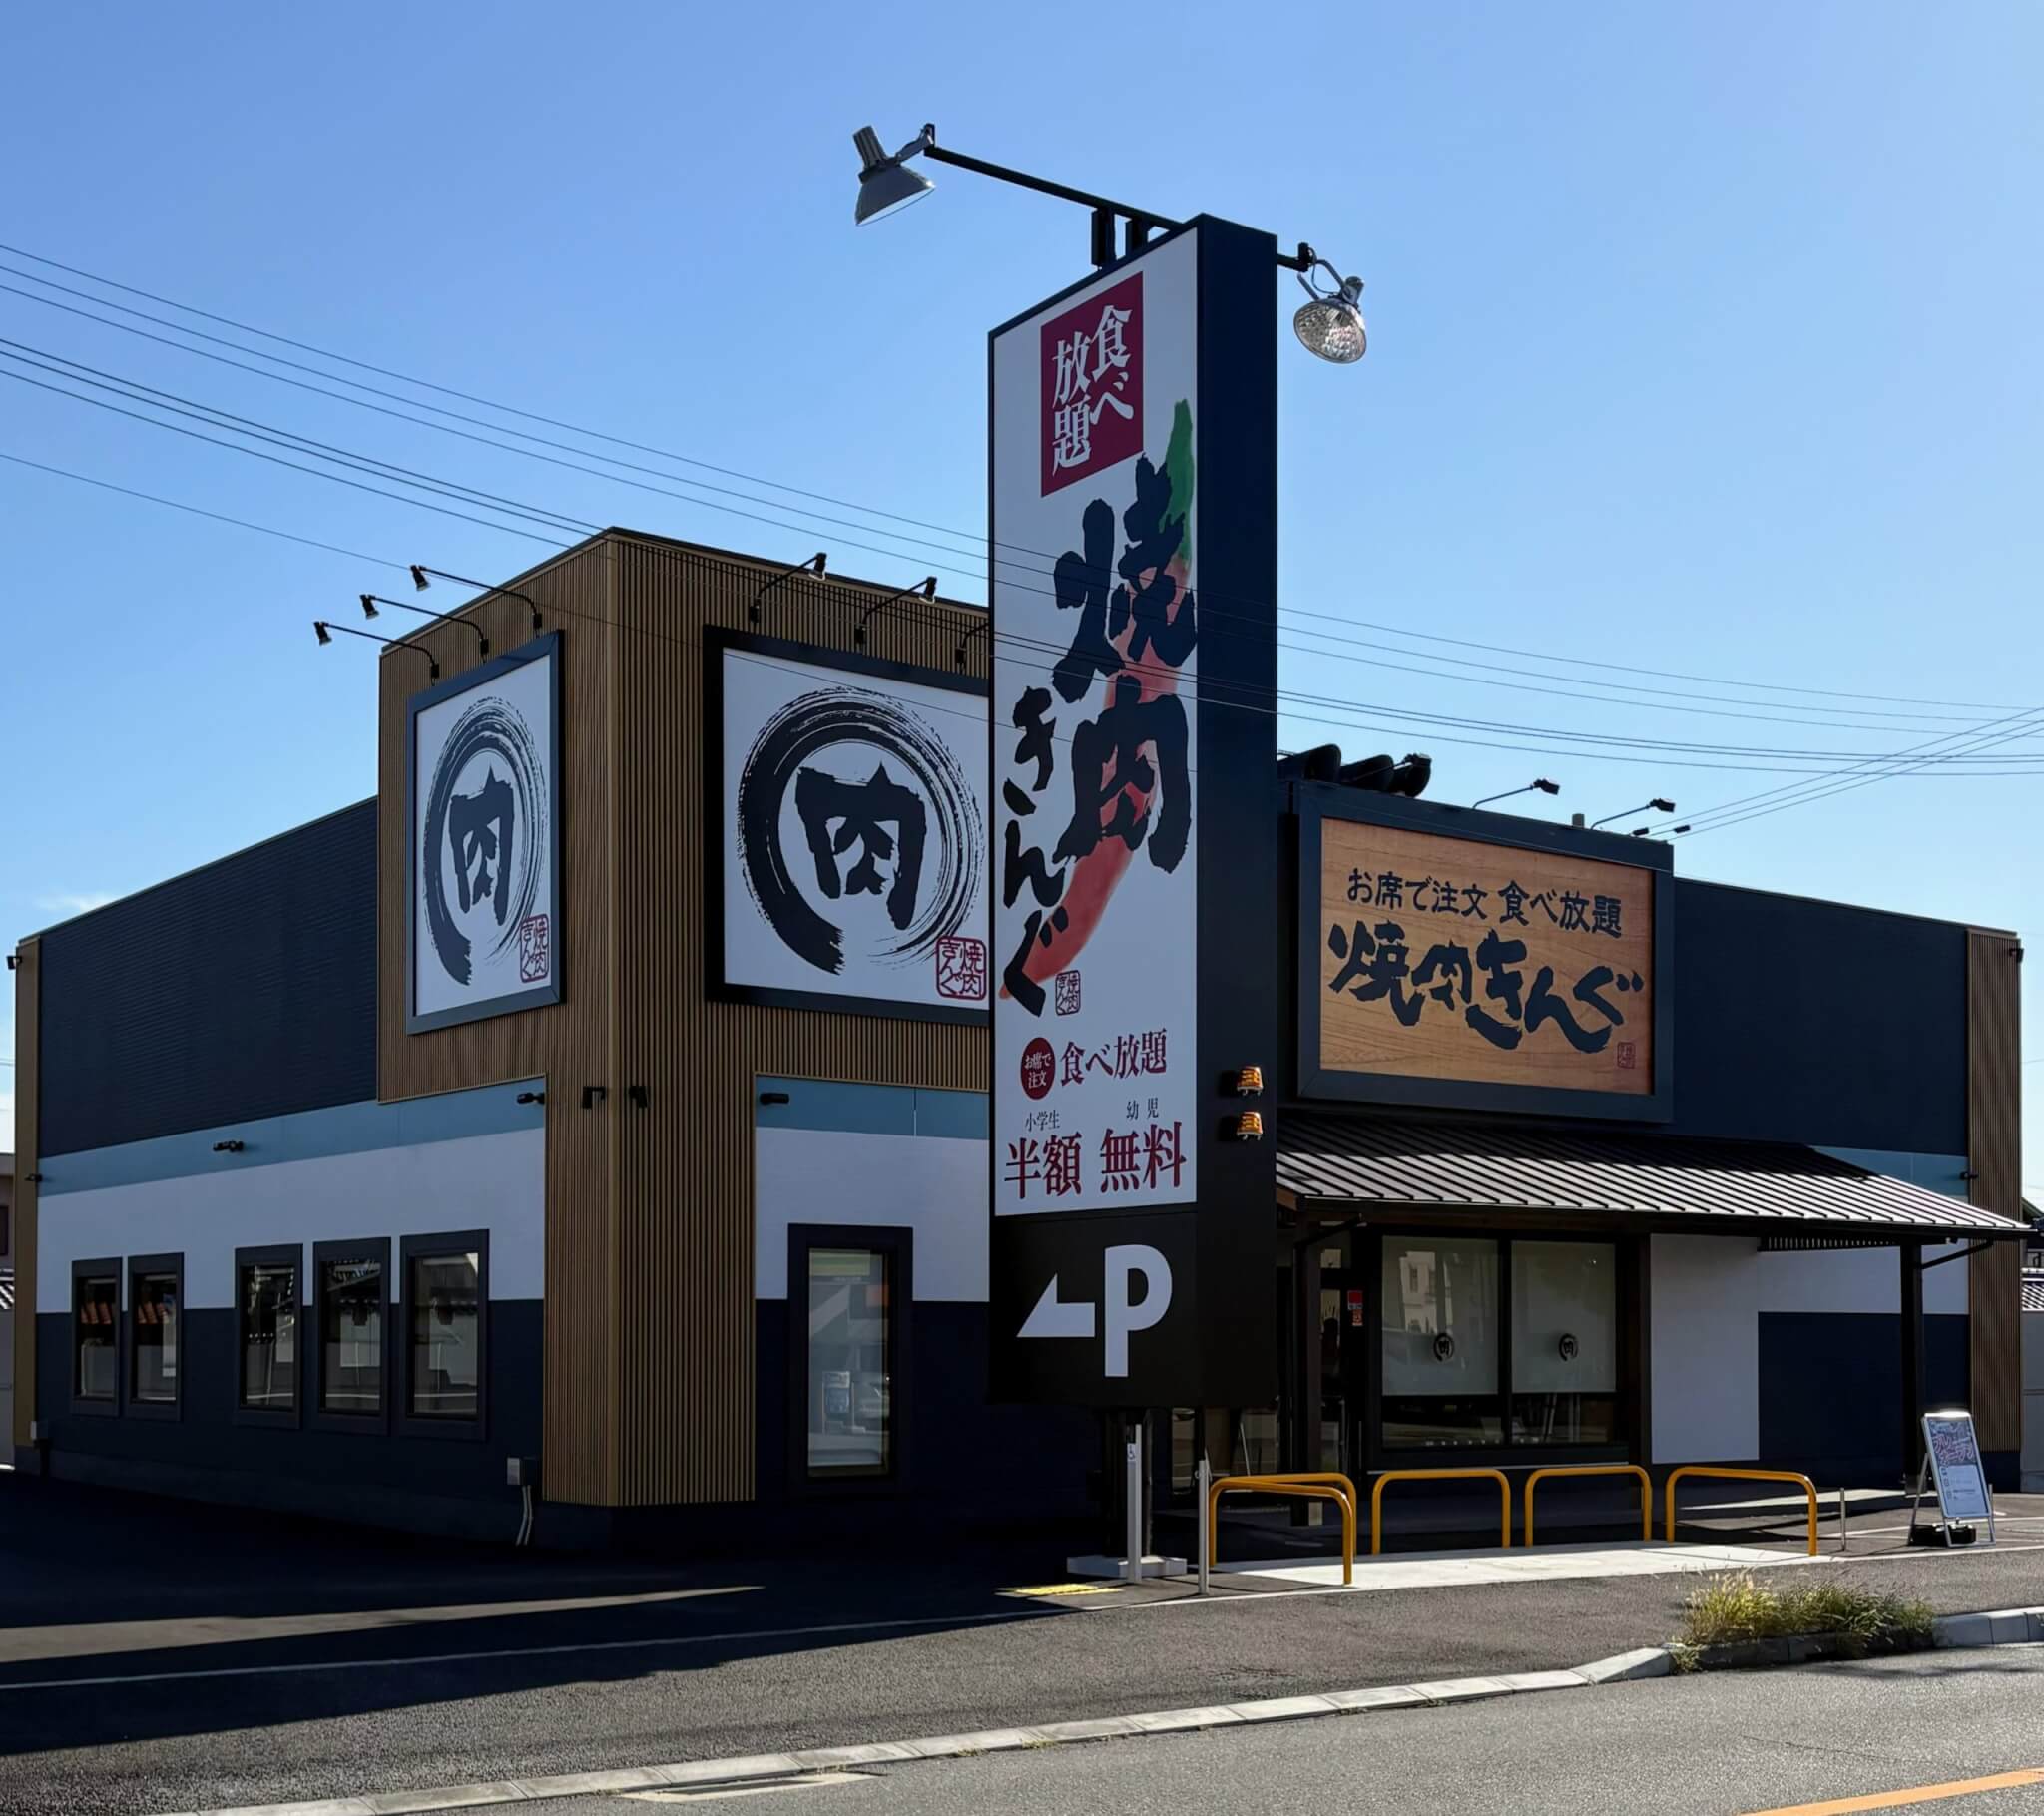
7,1475,2044,1816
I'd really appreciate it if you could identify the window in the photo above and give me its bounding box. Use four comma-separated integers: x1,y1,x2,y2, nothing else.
1510,1240,1618,1446
1380,1236,1502,1448
1375,1233,1627,1456
400,1231,488,1435
72,1260,120,1412
236,1245,301,1421
129,1253,184,1418
803,1243,894,1477
314,1238,389,1424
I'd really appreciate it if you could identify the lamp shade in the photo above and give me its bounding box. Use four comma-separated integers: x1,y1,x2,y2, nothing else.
853,125,934,225
1293,286,1367,364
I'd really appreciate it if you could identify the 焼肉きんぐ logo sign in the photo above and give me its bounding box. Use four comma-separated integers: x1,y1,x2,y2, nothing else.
994,237,1198,1221
408,634,561,1032
989,218,1282,1409
717,641,989,1018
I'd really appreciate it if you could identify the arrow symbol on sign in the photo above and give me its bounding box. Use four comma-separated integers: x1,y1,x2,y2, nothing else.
1018,1275,1095,1341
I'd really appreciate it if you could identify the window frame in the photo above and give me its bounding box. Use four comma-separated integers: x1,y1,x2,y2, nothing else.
70,1256,122,1418
126,1251,185,1422
309,1236,393,1433
1363,1226,1639,1473
397,1230,490,1442
785,1223,913,1495
232,1242,305,1429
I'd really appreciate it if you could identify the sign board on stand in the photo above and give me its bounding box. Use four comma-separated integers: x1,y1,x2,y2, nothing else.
1909,1409,1996,1545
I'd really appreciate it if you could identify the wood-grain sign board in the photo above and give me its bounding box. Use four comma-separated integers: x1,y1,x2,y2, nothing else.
1295,789,1674,1122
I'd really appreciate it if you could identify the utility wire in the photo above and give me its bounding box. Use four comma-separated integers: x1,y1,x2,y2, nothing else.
0,240,2017,716
11,344,2038,770
6,396,2041,780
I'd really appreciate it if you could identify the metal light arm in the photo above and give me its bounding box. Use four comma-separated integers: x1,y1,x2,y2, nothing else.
410,565,543,632
853,576,938,646
751,551,828,624
313,619,439,680
954,616,991,670
363,594,488,656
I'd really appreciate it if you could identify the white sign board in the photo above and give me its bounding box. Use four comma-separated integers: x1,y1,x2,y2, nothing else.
718,641,989,1018
1923,1410,1993,1523
991,229,1200,1216
407,634,561,1032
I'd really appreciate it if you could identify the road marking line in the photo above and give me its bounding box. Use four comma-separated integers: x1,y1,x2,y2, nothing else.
1741,1765,2044,1812
0,1609,1046,1694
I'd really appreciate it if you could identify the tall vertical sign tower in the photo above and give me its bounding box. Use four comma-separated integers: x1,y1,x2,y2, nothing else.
989,218,1279,1408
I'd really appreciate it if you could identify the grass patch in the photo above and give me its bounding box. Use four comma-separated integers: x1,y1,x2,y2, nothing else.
1676,1571,1933,1659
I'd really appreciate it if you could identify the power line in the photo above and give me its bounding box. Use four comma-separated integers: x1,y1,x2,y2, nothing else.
4,280,1986,735
14,344,2040,772
0,239,2018,717
8,424,2042,783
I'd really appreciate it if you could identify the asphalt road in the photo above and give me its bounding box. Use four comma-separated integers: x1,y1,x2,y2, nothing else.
500,1648,2044,1815
7,1475,2044,1815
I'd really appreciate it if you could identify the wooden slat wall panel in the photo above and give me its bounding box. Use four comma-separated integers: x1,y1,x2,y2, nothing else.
614,535,988,1507
1966,926,2024,1453
11,938,39,1452
375,541,620,1505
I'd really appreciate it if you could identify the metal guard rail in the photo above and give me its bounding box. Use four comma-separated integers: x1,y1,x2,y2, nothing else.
1664,1465,1819,1556
1521,1463,1652,1547
1370,1467,1511,1555
1208,1473,1357,1585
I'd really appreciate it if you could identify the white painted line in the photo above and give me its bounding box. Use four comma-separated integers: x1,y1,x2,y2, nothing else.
0,1609,1045,1695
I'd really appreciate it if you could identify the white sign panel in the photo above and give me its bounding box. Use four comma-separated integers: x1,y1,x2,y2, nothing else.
408,635,561,1031
991,230,1200,1216
719,643,989,1016
1923,1411,1993,1522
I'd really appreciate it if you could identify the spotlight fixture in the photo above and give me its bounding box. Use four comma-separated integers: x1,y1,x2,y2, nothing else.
1229,1066,1266,1097
1291,259,1368,365
4,954,16,971
515,1090,546,1106
313,619,439,679
955,616,991,669
213,1139,245,1154
1591,797,1676,829
751,552,828,624
853,125,938,226
410,565,543,632
1471,778,1561,811
854,575,939,645
364,593,488,656
1225,1111,1266,1141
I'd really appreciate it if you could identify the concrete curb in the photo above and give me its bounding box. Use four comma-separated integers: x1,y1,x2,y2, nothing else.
166,1617,2043,1816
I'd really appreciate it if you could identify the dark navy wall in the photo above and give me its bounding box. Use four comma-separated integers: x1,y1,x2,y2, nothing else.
1668,879,1967,1153
38,801,377,1156
1758,1310,1969,1483
756,1302,1096,1532
34,1301,539,1534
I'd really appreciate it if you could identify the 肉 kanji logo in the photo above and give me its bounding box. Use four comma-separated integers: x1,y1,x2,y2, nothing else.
735,682,983,983
421,692,550,990
1041,272,1143,495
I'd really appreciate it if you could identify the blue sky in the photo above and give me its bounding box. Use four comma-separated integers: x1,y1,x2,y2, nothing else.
2,3,2039,1184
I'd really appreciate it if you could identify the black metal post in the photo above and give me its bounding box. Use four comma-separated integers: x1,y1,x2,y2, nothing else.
1901,1240,1926,1482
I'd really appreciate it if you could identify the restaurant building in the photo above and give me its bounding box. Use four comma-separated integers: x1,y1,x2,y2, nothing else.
7,528,2026,1544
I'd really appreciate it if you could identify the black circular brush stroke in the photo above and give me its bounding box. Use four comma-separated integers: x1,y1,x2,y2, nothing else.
421,695,548,988
738,688,981,978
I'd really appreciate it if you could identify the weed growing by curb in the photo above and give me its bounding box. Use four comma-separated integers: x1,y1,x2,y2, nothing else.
1676,1571,1933,1660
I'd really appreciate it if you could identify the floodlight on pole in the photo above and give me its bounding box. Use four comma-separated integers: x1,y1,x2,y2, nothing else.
1292,259,1368,365
1471,778,1560,812
1591,797,1677,829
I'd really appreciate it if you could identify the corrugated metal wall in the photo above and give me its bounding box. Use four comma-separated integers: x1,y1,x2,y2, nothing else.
1968,926,2024,1454
611,535,986,1507
36,802,376,1155
376,540,621,1506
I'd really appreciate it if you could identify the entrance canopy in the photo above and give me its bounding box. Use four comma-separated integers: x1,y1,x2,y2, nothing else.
1278,1113,2026,1242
